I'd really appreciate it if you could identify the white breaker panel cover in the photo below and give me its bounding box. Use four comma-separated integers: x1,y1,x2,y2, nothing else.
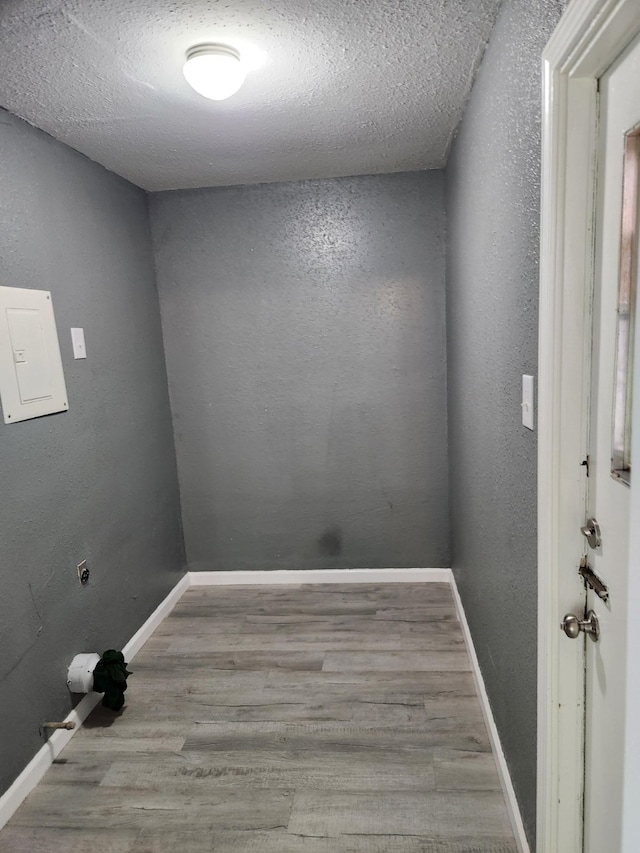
0,286,68,424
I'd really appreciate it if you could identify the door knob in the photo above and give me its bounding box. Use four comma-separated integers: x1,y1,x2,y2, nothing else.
580,517,602,548
561,610,600,642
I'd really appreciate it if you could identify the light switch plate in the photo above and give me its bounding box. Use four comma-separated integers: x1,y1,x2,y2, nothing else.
522,374,535,430
71,327,87,359
0,286,69,424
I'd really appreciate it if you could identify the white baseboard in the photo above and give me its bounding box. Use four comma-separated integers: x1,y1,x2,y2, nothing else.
0,691,102,833
1,566,528,853
0,572,190,832
449,574,530,853
2,568,445,828
188,567,452,585
122,573,190,660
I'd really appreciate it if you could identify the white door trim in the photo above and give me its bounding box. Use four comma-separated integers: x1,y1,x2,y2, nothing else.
623,294,640,847
538,2,640,851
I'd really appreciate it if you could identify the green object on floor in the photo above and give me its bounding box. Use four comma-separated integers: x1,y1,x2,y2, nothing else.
92,650,131,712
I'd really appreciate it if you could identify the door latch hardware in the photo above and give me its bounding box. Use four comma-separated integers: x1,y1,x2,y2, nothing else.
579,557,609,602
561,610,600,642
580,517,602,549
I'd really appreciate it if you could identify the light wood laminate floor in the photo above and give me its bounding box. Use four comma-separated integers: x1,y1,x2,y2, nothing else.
1,583,518,852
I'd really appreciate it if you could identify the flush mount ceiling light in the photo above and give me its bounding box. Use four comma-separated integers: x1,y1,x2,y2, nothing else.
183,44,246,101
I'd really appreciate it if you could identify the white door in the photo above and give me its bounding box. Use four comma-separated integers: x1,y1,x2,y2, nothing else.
580,33,640,853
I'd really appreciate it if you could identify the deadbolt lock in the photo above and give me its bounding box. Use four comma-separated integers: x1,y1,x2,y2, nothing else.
561,610,600,642
580,517,602,549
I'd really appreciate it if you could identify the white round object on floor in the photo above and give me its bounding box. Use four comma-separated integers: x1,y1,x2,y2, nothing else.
66,653,100,693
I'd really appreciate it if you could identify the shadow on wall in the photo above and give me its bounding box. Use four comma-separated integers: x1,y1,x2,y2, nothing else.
318,527,343,558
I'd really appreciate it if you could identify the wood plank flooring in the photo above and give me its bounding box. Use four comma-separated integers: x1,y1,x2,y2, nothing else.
0,583,518,852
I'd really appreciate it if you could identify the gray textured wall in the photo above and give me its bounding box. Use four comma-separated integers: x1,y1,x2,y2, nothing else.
445,0,565,844
150,172,449,571
0,109,185,796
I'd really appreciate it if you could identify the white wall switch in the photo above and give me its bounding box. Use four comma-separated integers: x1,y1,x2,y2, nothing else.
522,374,535,430
70,327,87,359
0,286,69,424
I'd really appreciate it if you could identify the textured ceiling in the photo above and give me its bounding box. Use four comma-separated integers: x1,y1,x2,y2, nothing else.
0,0,502,191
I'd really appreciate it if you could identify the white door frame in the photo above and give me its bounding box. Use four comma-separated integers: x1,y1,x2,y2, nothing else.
538,1,640,851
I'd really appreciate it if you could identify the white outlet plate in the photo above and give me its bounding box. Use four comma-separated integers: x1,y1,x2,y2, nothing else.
70,328,87,359
522,374,535,430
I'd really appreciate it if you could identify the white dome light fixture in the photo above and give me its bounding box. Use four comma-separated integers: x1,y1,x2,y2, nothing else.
183,44,246,101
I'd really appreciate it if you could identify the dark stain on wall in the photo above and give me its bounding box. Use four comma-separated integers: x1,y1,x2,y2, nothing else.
318,527,343,557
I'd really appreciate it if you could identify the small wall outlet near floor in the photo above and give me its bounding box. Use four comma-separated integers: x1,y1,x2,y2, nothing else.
77,561,90,585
